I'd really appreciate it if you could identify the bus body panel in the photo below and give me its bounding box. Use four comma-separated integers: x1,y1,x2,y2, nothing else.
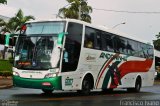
79,47,154,89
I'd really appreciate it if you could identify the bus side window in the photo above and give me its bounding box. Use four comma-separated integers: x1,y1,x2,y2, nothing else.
84,27,95,49
84,35,94,48
84,27,102,50
94,31,102,50
101,32,114,52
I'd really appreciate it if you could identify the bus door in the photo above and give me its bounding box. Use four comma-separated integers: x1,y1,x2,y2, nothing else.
61,22,83,90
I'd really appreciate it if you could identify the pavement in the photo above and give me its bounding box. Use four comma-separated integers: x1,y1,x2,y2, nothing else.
0,76,13,89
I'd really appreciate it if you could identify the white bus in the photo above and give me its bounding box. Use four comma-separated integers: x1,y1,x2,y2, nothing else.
13,19,155,94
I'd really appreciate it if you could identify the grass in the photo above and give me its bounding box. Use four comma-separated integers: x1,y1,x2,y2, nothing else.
0,59,13,76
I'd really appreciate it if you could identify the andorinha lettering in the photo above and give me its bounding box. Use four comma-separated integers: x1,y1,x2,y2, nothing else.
99,52,127,61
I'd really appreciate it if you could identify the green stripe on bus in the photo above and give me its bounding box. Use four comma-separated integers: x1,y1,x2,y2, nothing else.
95,59,109,87
102,71,111,89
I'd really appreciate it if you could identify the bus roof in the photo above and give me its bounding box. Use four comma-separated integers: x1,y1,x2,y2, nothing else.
26,19,152,45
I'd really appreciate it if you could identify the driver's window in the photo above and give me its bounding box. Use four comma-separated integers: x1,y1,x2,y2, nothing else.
62,22,83,72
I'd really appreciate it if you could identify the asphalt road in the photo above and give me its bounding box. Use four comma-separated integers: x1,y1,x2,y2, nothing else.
0,85,160,106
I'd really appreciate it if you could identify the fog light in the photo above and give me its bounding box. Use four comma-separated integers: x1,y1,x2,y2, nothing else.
42,82,51,86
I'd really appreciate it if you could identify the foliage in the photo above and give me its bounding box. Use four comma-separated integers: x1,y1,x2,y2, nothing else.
12,9,35,32
0,9,35,35
0,9,35,59
153,32,160,50
155,72,160,80
8,57,14,64
0,71,12,77
0,0,7,4
58,0,92,23
0,59,12,72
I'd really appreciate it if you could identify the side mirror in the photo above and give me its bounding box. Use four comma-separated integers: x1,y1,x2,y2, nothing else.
57,32,68,46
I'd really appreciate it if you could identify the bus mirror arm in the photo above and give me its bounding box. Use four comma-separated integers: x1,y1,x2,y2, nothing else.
63,48,66,51
58,47,65,51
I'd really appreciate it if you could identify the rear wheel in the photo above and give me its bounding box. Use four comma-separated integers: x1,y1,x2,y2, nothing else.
127,77,141,92
42,89,53,94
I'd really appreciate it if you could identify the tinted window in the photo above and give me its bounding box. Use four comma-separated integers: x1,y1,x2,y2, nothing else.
148,45,154,59
115,36,126,53
84,27,102,50
101,32,114,52
126,40,136,56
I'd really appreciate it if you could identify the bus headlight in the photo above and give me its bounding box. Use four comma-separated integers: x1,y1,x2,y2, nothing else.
45,72,58,78
13,71,19,76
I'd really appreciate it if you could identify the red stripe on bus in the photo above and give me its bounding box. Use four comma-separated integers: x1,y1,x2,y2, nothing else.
119,59,153,78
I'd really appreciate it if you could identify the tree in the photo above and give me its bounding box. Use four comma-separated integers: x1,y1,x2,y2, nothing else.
0,9,35,34
153,32,160,50
58,0,92,23
153,32,160,80
0,9,35,59
0,0,7,4
12,9,35,32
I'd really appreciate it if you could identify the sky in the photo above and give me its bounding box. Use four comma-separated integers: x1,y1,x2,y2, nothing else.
0,0,160,43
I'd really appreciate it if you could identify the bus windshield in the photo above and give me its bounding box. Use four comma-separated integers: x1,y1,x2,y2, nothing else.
14,21,66,70
25,22,65,35
14,35,61,70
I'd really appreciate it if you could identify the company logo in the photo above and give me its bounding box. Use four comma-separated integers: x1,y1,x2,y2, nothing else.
85,54,96,62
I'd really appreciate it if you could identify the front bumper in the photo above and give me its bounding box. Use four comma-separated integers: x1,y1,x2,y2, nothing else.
13,76,62,90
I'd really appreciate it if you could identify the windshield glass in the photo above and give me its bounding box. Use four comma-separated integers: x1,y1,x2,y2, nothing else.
14,35,60,70
25,22,65,35
14,21,66,70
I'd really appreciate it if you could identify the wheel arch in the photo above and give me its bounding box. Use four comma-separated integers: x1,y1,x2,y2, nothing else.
80,72,94,90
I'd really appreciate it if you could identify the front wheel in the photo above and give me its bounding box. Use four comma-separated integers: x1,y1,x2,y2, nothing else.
42,89,53,94
78,77,91,95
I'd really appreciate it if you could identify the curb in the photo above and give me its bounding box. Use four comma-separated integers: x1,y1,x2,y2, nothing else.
0,76,12,79
0,84,13,89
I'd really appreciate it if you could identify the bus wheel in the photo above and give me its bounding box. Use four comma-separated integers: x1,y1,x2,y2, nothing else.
79,77,91,95
127,77,141,93
42,89,53,94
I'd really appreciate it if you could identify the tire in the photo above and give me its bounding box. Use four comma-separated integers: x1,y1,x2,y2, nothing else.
134,78,141,92
42,89,53,94
78,77,91,95
127,77,141,93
